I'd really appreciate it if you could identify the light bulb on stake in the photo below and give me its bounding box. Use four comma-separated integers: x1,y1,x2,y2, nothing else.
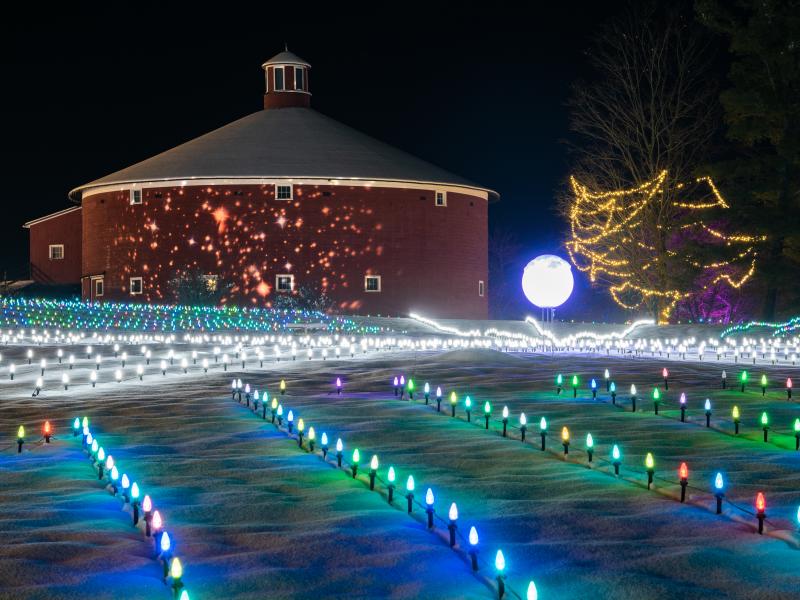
679,393,687,422
556,373,563,395
713,472,724,514
336,438,343,467
321,432,329,459
610,381,617,404
465,396,472,422
704,399,712,427
732,405,740,434
502,405,509,437
16,425,24,453
662,367,669,390
308,427,316,452
519,412,527,442
630,384,637,412
612,444,621,476
794,418,800,450
436,386,442,412
787,377,792,399
586,433,594,462
740,370,748,393
450,391,457,417
468,526,479,571
351,448,360,478
405,475,415,513
561,426,570,455
645,452,655,489
761,374,767,396
425,488,435,528
143,494,153,536
484,401,491,429
495,550,506,599
387,466,396,503
679,462,689,503
760,411,769,442
755,492,766,534
652,387,661,415
424,382,430,404
604,368,610,391
572,374,578,398
170,557,184,597
447,502,458,547
369,454,378,490
539,417,547,451
131,482,140,524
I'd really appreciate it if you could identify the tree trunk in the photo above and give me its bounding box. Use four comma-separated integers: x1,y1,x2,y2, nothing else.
761,234,784,321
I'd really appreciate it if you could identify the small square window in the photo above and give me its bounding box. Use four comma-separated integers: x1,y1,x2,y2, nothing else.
276,184,292,200
274,67,285,91
94,279,104,297
49,244,64,260
130,189,142,205
478,280,485,297
365,275,381,292
276,274,294,292
129,277,143,295
435,191,447,207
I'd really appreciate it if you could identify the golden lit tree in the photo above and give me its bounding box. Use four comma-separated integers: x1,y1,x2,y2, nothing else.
566,171,764,322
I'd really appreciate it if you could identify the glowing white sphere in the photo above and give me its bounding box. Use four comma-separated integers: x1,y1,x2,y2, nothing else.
521,255,574,308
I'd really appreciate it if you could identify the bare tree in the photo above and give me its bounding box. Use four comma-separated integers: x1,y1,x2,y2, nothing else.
561,2,725,321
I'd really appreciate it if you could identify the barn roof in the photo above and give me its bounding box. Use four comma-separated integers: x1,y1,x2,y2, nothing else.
69,108,497,201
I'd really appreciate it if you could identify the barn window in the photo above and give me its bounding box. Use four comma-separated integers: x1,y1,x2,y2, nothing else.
94,279,104,297
129,277,143,295
48,244,64,260
276,274,294,292
130,189,142,205
365,275,381,292
274,67,285,91
276,184,292,200
435,191,447,207
478,280,485,297
295,67,304,90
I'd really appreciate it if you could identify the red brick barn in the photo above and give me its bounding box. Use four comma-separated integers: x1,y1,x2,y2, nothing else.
27,50,496,319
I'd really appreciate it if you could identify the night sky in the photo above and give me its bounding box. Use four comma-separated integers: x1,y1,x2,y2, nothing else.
1,3,627,320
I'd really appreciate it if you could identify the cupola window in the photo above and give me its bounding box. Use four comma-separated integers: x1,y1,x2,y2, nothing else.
274,67,285,91
295,67,304,91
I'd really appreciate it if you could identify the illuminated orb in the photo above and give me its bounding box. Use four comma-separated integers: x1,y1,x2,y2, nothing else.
521,255,574,308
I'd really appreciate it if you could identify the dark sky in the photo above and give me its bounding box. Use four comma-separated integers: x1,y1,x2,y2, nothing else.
1,2,627,320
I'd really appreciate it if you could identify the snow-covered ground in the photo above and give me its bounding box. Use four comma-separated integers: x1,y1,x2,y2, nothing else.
1,327,800,599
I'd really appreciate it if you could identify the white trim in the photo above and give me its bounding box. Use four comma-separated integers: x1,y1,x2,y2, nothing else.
435,190,447,206
129,276,143,295
93,277,104,297
275,273,294,292
130,189,142,205
274,66,285,91
364,275,381,292
275,184,293,200
48,244,64,260
478,280,484,297
23,206,82,228
77,179,491,202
